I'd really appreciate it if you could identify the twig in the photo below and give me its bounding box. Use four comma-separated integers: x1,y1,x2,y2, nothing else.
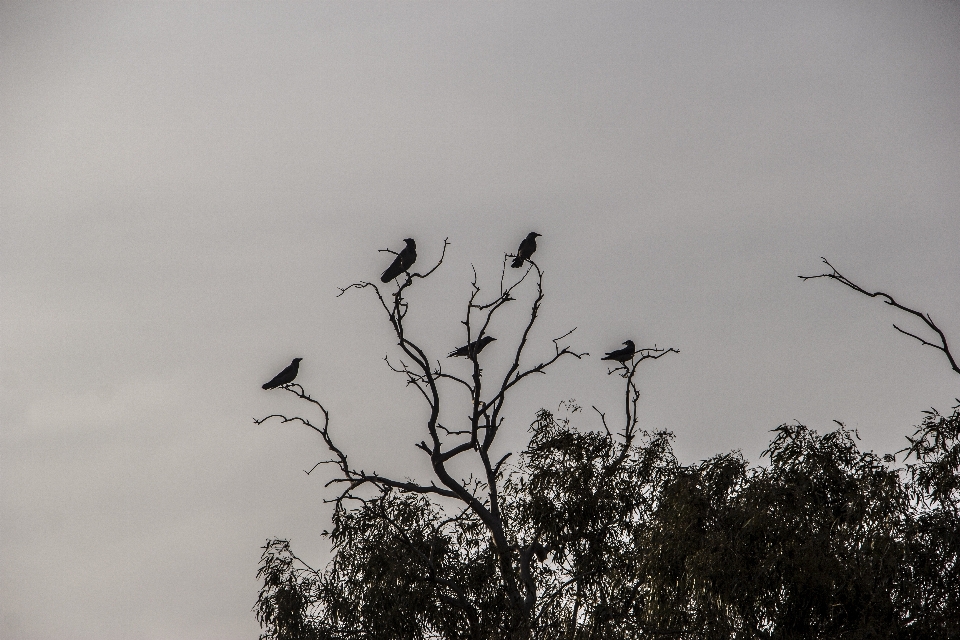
593,405,611,437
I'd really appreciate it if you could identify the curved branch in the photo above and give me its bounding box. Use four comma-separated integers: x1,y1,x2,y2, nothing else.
800,257,959,376
254,385,460,503
410,237,450,280
479,336,588,435
326,474,460,499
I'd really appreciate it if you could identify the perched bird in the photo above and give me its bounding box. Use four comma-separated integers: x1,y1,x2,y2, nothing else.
448,335,497,358
601,340,635,363
262,358,302,390
511,232,541,268
380,238,417,283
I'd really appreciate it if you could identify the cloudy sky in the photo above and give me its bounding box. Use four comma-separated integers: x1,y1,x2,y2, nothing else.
3,2,959,638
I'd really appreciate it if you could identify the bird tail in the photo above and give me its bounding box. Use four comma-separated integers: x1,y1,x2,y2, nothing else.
511,256,523,268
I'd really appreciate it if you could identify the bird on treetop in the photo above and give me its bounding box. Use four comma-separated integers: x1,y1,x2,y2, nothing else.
262,358,302,390
601,340,635,364
511,232,541,268
448,335,497,358
381,238,417,283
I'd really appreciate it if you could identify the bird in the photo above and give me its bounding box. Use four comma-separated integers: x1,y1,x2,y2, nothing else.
262,358,302,390
448,335,497,358
601,340,635,363
511,232,541,268
380,238,417,283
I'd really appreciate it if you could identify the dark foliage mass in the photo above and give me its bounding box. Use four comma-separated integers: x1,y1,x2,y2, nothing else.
255,248,959,639
256,407,960,639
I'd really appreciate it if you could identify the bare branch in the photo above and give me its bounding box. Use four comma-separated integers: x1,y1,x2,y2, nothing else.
433,368,475,394
409,237,450,280
326,474,460,499
345,245,526,607
254,384,460,503
552,327,583,355
800,257,959,376
384,355,436,408
892,324,943,351
471,293,516,311
437,424,473,437
469,266,587,467
479,337,588,424
493,452,513,478
304,460,338,475
600,345,679,464
592,405,611,437
337,280,393,318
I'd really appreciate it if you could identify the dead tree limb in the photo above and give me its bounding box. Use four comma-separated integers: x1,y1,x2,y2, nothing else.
258,238,674,632
605,345,679,468
800,257,959,376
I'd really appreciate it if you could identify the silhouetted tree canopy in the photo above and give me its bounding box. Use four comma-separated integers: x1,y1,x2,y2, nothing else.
255,249,960,639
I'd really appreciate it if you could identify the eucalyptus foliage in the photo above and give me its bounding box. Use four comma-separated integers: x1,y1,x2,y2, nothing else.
256,404,960,639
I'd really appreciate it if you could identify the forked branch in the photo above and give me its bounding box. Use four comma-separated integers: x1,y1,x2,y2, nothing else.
800,258,959,376
606,345,679,447
254,383,459,506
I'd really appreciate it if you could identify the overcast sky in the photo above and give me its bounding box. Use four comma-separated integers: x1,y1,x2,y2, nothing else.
2,3,959,638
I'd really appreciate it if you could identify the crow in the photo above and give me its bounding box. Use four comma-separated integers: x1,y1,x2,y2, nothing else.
262,358,302,390
381,238,417,283
601,340,635,363
511,232,541,268
448,335,497,358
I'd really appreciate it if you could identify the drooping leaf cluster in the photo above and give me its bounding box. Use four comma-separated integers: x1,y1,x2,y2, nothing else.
256,404,960,639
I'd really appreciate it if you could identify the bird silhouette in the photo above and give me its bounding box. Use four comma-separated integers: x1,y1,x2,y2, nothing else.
601,340,635,363
448,335,497,358
380,238,417,283
511,232,541,268
262,358,302,390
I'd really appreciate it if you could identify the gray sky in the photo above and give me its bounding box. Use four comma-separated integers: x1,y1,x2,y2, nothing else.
2,2,959,638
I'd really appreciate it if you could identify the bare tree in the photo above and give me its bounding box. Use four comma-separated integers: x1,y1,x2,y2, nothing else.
254,239,676,638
